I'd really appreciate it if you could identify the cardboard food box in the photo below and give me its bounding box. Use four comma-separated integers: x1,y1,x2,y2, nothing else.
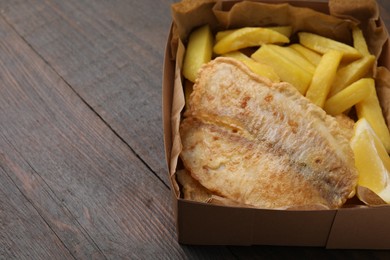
163,0,390,249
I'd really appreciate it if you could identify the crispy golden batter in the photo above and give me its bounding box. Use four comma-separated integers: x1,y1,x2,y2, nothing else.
180,57,358,209
176,169,212,202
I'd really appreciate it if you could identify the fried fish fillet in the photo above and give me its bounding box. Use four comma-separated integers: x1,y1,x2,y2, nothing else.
179,57,358,209
176,169,212,202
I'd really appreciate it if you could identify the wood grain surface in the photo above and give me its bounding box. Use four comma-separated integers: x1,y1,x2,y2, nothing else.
0,0,390,259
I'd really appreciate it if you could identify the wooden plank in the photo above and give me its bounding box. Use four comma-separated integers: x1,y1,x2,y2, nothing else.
0,0,174,185
0,146,106,259
0,13,233,259
0,165,74,259
0,12,235,258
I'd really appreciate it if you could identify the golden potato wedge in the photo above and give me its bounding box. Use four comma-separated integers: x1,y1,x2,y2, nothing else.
251,44,312,94
215,29,234,42
298,32,362,61
267,44,316,74
215,26,293,42
213,27,289,54
328,55,376,97
182,24,214,82
324,78,372,116
356,81,390,153
353,26,371,56
267,26,293,38
305,50,343,108
289,43,322,66
222,51,280,82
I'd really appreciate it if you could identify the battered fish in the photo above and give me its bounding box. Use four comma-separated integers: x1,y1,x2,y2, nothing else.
179,57,358,209
176,169,212,202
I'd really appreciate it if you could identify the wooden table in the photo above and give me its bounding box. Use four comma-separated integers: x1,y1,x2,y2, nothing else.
1,0,390,258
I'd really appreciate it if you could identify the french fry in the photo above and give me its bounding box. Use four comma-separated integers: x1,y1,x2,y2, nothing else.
215,26,293,42
182,25,214,82
268,26,293,38
251,44,312,94
222,51,280,82
298,32,362,61
215,29,235,42
267,44,316,74
324,78,372,116
289,43,322,66
328,54,376,97
305,50,343,107
356,81,390,153
213,27,289,54
353,26,371,56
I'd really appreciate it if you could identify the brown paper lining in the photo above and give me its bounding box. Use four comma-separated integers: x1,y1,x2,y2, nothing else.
169,0,390,209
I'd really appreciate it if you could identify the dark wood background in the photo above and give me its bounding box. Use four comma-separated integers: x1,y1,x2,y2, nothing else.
0,0,390,259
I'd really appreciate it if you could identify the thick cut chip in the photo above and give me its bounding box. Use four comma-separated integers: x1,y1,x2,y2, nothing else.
305,50,343,108
298,32,362,61
266,44,316,74
213,27,289,54
251,44,312,94
182,24,214,82
215,26,292,42
356,81,390,152
328,55,375,97
324,78,372,116
222,51,280,82
215,29,235,42
180,57,358,209
290,43,322,66
352,27,371,56
268,26,293,38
